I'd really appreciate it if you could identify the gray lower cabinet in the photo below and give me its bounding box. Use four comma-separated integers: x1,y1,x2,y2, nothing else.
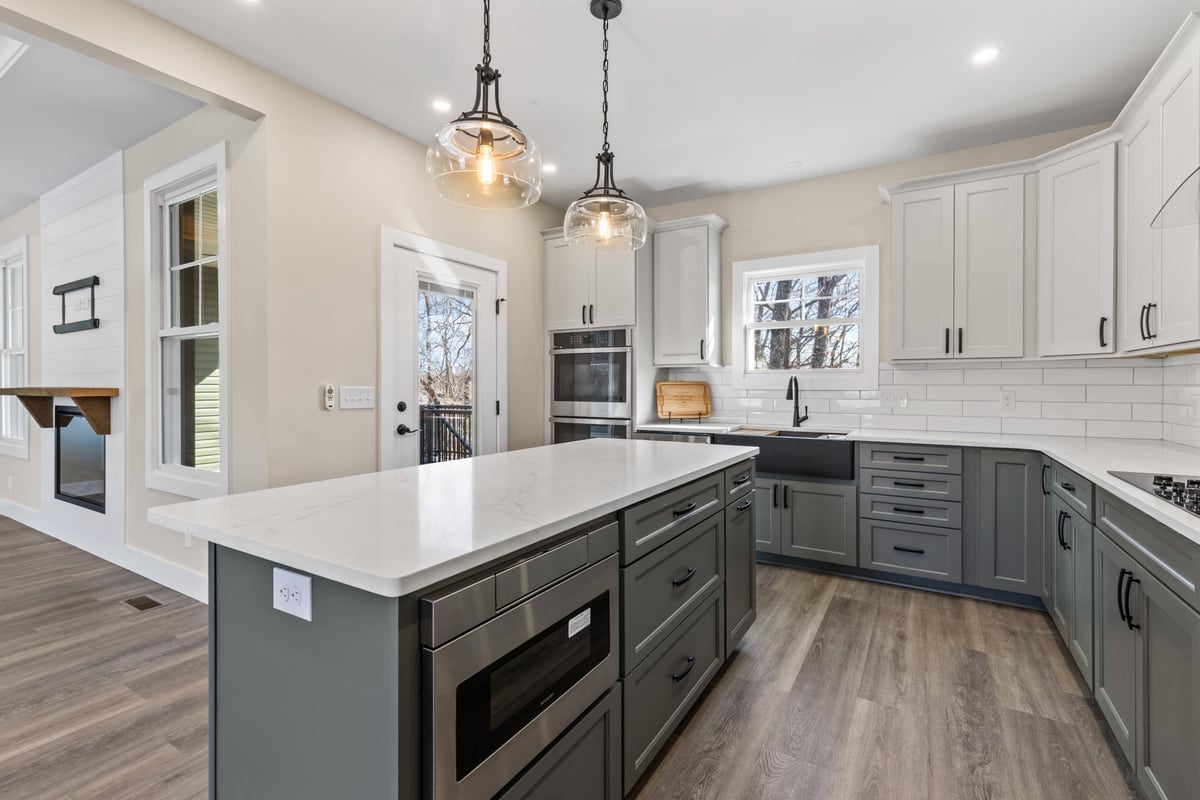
974,449,1043,594
1041,458,1054,608
780,479,857,566
1050,494,1093,686
498,686,621,800
859,518,963,582
725,496,756,654
1095,531,1140,765
753,479,781,554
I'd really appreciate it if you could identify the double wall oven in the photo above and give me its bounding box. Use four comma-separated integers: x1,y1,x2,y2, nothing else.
549,328,632,443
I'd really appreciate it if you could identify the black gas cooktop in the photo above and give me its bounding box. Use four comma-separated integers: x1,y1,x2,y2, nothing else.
1110,471,1200,517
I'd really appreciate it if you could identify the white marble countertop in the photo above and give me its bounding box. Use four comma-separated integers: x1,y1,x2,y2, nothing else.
842,430,1200,547
636,422,744,434
148,439,758,597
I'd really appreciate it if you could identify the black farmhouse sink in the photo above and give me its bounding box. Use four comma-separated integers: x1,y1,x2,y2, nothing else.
713,430,855,480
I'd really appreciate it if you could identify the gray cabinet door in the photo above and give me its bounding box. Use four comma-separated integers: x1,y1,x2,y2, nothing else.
1095,531,1139,766
1070,521,1093,688
1135,569,1200,800
781,479,857,566
1051,494,1074,643
753,479,781,554
725,497,756,654
976,449,1043,594
1041,458,1054,607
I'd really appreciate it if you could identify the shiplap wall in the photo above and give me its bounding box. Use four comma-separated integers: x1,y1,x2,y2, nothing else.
670,359,1167,439
1163,353,1200,449
40,152,124,387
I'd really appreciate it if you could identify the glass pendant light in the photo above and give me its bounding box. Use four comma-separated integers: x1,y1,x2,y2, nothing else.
564,0,648,251
426,0,542,209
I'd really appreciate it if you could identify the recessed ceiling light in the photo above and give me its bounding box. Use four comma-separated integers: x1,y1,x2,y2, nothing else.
972,46,1001,66
543,163,557,174
785,161,803,169
431,98,452,113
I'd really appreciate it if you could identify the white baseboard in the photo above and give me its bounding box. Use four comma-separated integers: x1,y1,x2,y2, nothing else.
0,499,209,603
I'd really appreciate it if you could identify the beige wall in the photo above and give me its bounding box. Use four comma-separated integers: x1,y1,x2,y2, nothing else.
0,200,41,509
647,124,1108,365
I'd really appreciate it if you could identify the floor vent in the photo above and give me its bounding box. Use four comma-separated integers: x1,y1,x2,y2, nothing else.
123,595,163,611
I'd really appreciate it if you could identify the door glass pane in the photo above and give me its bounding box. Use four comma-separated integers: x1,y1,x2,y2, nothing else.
163,336,220,470
417,280,475,464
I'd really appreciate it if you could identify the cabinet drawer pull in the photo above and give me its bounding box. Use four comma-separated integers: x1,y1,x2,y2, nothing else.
672,655,697,682
1124,576,1141,631
732,475,750,486
893,506,926,515
673,502,698,517
1060,481,1076,493
893,481,926,489
1117,568,1130,623
671,567,697,587
735,499,752,512
893,545,925,555
893,455,925,462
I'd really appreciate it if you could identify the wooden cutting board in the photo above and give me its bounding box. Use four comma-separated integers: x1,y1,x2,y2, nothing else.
656,382,712,420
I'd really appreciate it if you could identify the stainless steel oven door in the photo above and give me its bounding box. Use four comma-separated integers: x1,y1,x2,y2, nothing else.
550,417,631,443
550,347,631,418
424,555,619,800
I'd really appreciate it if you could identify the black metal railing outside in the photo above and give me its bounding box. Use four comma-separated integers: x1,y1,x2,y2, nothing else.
420,405,473,463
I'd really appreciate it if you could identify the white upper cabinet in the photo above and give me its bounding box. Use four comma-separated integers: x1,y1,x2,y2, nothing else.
544,233,637,331
1037,142,1116,357
954,175,1025,359
890,177,1023,360
891,187,955,360
653,215,726,366
1119,111,1161,351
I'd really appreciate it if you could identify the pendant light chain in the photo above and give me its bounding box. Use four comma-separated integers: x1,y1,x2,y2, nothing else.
601,13,611,153
482,0,492,67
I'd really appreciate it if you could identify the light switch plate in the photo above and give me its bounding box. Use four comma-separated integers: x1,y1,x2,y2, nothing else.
272,567,312,621
339,386,376,410
880,388,908,409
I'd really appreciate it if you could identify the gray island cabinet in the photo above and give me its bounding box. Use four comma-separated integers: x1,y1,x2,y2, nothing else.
148,439,758,800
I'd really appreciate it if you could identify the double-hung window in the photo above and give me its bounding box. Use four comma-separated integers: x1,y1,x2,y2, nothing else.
732,246,879,391
145,144,228,498
0,236,27,458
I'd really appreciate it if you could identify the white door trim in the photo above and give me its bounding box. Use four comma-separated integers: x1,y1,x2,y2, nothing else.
378,226,509,471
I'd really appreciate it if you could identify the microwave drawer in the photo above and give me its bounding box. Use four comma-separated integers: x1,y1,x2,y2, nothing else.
623,588,723,794
859,469,963,502
621,513,724,673
620,471,724,565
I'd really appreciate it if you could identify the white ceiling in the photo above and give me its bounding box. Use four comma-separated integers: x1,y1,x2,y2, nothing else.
0,22,201,221
126,0,1196,208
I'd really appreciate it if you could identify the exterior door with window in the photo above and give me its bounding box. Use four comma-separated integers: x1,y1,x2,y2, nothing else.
380,234,504,470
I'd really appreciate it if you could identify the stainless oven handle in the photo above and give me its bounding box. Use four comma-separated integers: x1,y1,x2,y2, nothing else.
549,347,632,355
549,417,632,426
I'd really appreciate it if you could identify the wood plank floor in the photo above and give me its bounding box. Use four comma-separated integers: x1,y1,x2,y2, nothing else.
0,521,1139,799
635,565,1142,800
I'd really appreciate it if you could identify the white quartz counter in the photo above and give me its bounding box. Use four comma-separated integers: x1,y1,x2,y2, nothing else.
636,422,744,435
844,430,1200,548
148,439,758,597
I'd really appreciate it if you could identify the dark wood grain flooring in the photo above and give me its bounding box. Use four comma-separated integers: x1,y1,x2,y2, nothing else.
0,522,1139,800
634,565,1141,800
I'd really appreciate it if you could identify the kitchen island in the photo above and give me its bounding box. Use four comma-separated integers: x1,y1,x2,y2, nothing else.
150,438,759,800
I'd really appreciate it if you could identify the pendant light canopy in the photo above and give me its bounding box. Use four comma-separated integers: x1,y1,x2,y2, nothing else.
426,0,542,210
564,0,648,251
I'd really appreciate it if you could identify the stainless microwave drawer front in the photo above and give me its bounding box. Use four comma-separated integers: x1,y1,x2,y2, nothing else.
495,535,590,609
425,555,619,800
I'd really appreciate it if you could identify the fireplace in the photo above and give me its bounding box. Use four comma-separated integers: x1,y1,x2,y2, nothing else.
55,405,105,513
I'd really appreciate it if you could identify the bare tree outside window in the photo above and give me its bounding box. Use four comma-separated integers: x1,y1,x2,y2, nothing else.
417,282,474,405
748,270,862,370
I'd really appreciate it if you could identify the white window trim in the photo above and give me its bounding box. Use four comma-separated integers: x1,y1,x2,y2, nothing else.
143,143,230,498
0,235,28,459
731,245,879,392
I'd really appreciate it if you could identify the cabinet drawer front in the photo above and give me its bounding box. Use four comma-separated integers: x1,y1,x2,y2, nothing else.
724,460,755,502
1097,489,1200,613
620,472,724,564
621,514,723,672
1051,461,1094,522
724,499,756,654
859,442,962,474
859,493,962,529
860,519,963,583
859,468,963,502
623,590,723,794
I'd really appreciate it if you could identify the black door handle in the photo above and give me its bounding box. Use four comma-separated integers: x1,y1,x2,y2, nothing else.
736,499,752,512
1061,512,1072,550
893,545,926,555
1061,482,1076,493
732,475,750,486
672,502,698,517
589,304,595,324
893,455,926,462
783,486,789,509
944,327,950,355
957,327,964,354
1117,568,1130,623
1140,304,1149,341
772,484,778,508
700,339,705,361
671,567,697,587
1125,576,1141,630
1147,303,1157,339
396,424,420,436
582,304,587,326
1057,510,1066,549
1099,316,1108,348
893,481,926,489
672,655,697,682
893,506,926,515
1042,464,1050,495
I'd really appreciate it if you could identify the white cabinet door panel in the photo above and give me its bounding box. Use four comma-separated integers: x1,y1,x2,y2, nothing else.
654,226,710,365
891,187,955,360
1155,54,1200,347
1120,113,1162,352
953,176,1025,359
1037,143,1116,356
592,251,637,328
545,239,595,331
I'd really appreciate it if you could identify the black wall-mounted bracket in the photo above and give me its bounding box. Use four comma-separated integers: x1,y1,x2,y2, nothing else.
52,276,100,334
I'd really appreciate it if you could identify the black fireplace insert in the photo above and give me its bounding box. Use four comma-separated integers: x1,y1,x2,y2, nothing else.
55,405,105,513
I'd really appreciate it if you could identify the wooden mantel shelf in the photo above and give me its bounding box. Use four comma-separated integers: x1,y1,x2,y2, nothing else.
0,387,119,435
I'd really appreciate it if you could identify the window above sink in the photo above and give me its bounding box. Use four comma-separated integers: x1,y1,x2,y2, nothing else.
731,245,879,392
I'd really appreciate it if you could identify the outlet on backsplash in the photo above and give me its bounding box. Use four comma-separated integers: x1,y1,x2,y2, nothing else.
880,388,908,408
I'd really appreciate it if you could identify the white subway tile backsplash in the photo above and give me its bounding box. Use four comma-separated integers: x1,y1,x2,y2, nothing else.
893,369,963,385
1044,368,1132,385
1002,419,1086,437
927,416,1003,434
1133,404,1164,422
895,400,963,416
961,401,1040,418
1012,385,1087,402
1086,420,1164,439
1042,402,1131,421
1135,367,1163,385
926,385,1001,401
1086,386,1164,403
968,368,1042,384
861,414,927,431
